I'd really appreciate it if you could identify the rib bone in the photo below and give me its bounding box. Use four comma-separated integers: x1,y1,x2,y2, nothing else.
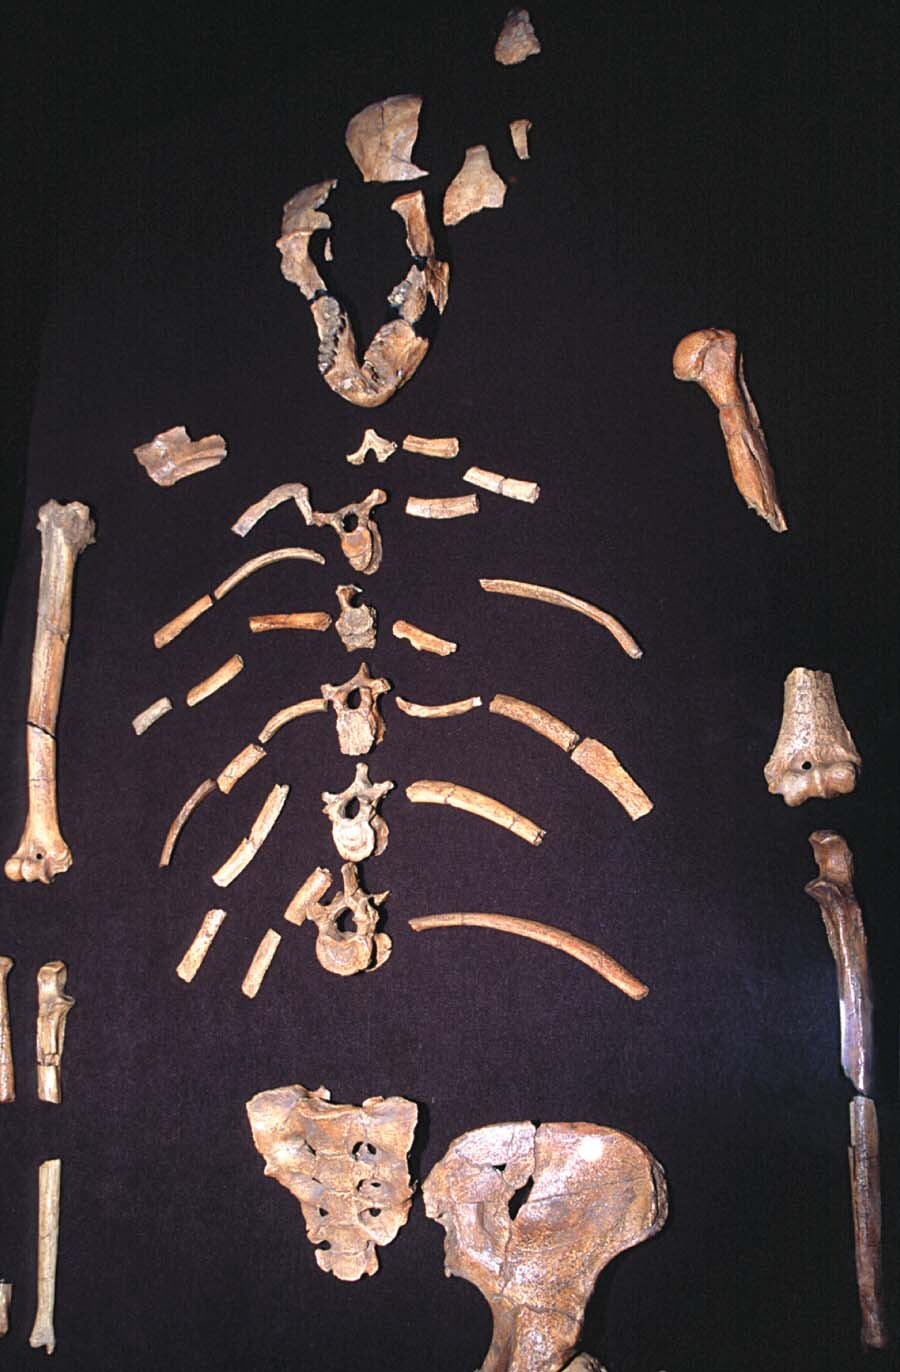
765,668,860,806
217,743,266,794
131,696,173,735
0,956,14,1103
241,929,282,999
159,778,216,867
406,779,545,845
401,434,459,457
185,654,243,707
392,620,457,655
0,1282,10,1336
154,594,212,648
231,484,312,537
248,612,331,633
29,1159,61,1354
405,494,479,519
464,466,540,503
133,425,226,486
176,909,227,983
36,961,74,1104
258,697,327,744
213,547,324,600
480,578,643,658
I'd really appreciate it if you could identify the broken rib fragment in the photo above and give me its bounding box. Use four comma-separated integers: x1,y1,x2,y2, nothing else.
406,779,545,845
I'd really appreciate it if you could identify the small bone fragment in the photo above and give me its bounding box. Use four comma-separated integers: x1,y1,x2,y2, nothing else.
346,429,397,466
392,620,457,656
248,612,332,633
396,695,482,718
490,694,580,752
849,1096,887,1349
5,501,94,885
176,909,227,983
321,662,390,756
0,1282,10,1335
153,593,213,649
410,913,648,999
310,489,387,575
405,494,479,519
423,1121,666,1372
345,95,428,183
570,738,653,820
443,145,507,227
324,237,333,261
185,654,244,707
0,956,14,1103
480,579,643,659
246,1084,417,1280
258,697,327,744
212,784,289,888
217,743,266,795
241,929,282,999
283,867,334,925
29,1159,61,1355
464,466,540,503
231,483,313,537
133,425,227,486
406,779,544,845
335,585,377,652
673,328,787,532
131,696,173,735
401,434,459,458
509,118,532,159
391,192,451,313
213,547,325,601
288,863,392,976
277,180,337,299
322,764,393,862
36,962,74,1105
159,778,216,867
494,7,542,64
765,668,860,806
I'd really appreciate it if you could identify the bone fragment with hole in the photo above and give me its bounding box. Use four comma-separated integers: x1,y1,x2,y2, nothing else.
0,956,14,1103
392,620,457,655
406,494,479,519
406,780,545,845
494,8,542,64
334,585,377,652
509,118,532,159
345,95,428,182
241,930,282,999
396,695,482,719
131,696,172,735
309,489,387,574
423,1120,666,1372
322,764,393,862
246,1084,417,1280
284,862,391,975
321,663,390,756
402,434,459,458
764,668,859,806
5,501,94,884
133,425,227,486
176,909,227,983
36,962,74,1104
346,429,397,466
480,579,643,658
443,146,507,227
212,783,289,887
464,466,540,503
29,1159,62,1354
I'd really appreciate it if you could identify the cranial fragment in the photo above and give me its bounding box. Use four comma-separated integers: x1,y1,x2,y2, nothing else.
310,489,387,574
396,695,482,719
248,612,332,633
510,118,532,159
346,429,397,466
322,764,393,861
406,780,545,845
5,501,94,884
673,327,787,532
345,95,428,183
241,929,282,999
29,1159,62,1355
0,956,14,1103
186,653,244,707
443,146,507,227
131,695,173,735
160,777,216,867
764,668,860,806
494,8,542,64
480,579,643,659
133,425,227,486
321,662,390,756
464,466,540,503
176,908,227,983
285,862,392,976
246,1084,418,1281
212,783,290,887
231,483,313,537
423,1120,667,1372
402,434,459,458
405,494,479,519
392,619,457,655
335,585,377,652
36,962,74,1105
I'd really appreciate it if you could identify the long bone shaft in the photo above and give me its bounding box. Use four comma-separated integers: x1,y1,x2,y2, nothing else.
29,1158,61,1354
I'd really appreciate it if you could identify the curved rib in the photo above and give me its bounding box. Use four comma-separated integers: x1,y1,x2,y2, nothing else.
160,778,216,868
258,696,327,744
396,695,482,718
212,547,325,601
489,694,579,752
479,579,642,659
231,483,312,537
406,780,544,845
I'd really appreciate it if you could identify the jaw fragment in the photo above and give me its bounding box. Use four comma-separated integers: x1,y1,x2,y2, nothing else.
509,118,532,159
764,668,860,806
494,8,542,64
443,145,507,227
284,862,392,976
176,909,227,983
405,494,479,519
345,95,428,183
392,620,457,655
212,783,290,887
258,697,327,744
346,429,397,466
463,466,540,503
322,763,394,862
334,585,377,652
36,962,74,1104
217,743,266,794
406,779,545,845
131,696,173,735
133,425,227,486
480,578,643,659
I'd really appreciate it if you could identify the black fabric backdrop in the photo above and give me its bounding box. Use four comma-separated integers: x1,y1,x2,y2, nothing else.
1,4,897,1370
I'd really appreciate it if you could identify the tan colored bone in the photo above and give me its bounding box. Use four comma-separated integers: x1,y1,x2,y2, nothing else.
480,578,643,658
423,1121,666,1372
5,501,94,885
133,425,227,486
0,957,14,1103
392,192,450,313
29,1159,61,1354
345,95,428,182
185,654,244,707
276,180,336,299
131,696,173,735
212,783,289,888
0,1282,10,1335
849,1097,887,1349
213,547,324,600
334,585,377,652
673,327,787,531
396,695,482,718
405,494,479,519
310,489,387,574
509,118,532,159
570,738,653,820
246,1084,417,1280
494,7,542,64
287,863,392,976
322,764,393,862
406,779,545,845
154,594,213,648
321,663,390,756
176,909,227,983
258,697,327,744
283,867,334,925
36,962,74,1104
443,146,507,227
346,430,397,466
248,612,331,633
401,434,459,457
231,483,312,537
241,929,282,999
464,466,540,503
765,668,859,806
159,778,216,867
392,620,457,656
217,743,266,794
490,694,580,752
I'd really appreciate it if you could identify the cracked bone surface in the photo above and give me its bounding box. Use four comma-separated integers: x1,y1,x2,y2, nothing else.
401,434,459,457
231,483,313,537
344,94,428,182
443,146,507,227
28,1159,61,1354
131,696,172,735
510,118,532,159
217,743,266,794
0,956,14,1103
480,579,643,659
258,696,327,744
406,780,545,845
321,662,390,756
464,466,540,503
334,585,377,652
849,1097,887,1348
494,8,542,64
764,668,860,805
405,494,479,519
284,862,392,976
5,501,94,884
212,783,289,887
346,429,397,466
36,961,74,1104
673,327,787,531
176,908,227,983
423,1121,667,1372
310,489,387,574
392,619,457,655
322,763,393,862
133,425,227,486
246,1084,417,1280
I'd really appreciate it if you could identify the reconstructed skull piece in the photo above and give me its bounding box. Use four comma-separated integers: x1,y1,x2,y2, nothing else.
286,862,392,976
246,1084,418,1281
310,489,387,575
321,662,390,756
423,1121,668,1372
764,667,860,806
322,763,393,861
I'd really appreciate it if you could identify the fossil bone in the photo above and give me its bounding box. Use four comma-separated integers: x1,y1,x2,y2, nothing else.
406,779,545,845
849,1096,887,1348
494,7,542,64
510,118,532,159
396,695,482,718
241,929,282,999
480,579,643,659
131,696,173,735
246,1083,417,1280
490,694,580,752
392,191,451,314
5,501,94,884
36,961,74,1104
276,180,336,299
423,1120,667,1372
346,429,397,466
765,668,861,806
0,1283,9,1335
409,913,648,1000
133,425,227,486
392,620,457,655
464,466,540,503
285,862,391,976
217,743,266,794
248,612,331,633
345,95,428,183
401,434,459,457
258,696,327,744
405,494,479,519
231,483,312,537
212,783,289,887
321,662,390,756
570,738,653,820
159,777,216,867
443,145,507,227
185,653,244,707
176,908,227,983
283,867,334,923
673,327,787,532
0,956,14,1103
334,585,377,652
322,763,393,862
154,593,213,648
213,547,324,600
29,1159,61,1355
309,489,386,574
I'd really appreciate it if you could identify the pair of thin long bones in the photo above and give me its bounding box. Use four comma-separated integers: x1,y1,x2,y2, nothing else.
0,959,74,1106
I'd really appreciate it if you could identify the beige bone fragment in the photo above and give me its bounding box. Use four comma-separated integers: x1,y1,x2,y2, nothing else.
392,620,457,656
424,1120,666,1372
494,7,542,64
309,489,387,574
0,957,14,1103
276,180,336,300
213,547,324,601
570,738,653,820
231,483,313,537
153,593,213,648
480,578,643,658
765,668,860,806
283,867,334,925
29,1159,61,1355
673,327,787,531
345,95,428,182
258,697,327,744
248,612,331,633
490,694,580,752
212,783,289,888
246,1084,417,1280
323,236,333,262
401,434,459,458
509,118,532,159
406,779,545,845
241,929,282,999
321,662,390,756
159,778,216,867
396,695,482,718
176,908,227,983
5,501,94,885
334,585,377,652
133,425,227,486
131,696,173,735
391,191,450,313
0,1282,10,1335
36,962,74,1104
464,466,540,503
405,494,479,519
849,1097,887,1349
217,743,266,795
322,764,393,862
443,146,507,227
185,654,244,707
286,863,392,976
346,429,397,466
